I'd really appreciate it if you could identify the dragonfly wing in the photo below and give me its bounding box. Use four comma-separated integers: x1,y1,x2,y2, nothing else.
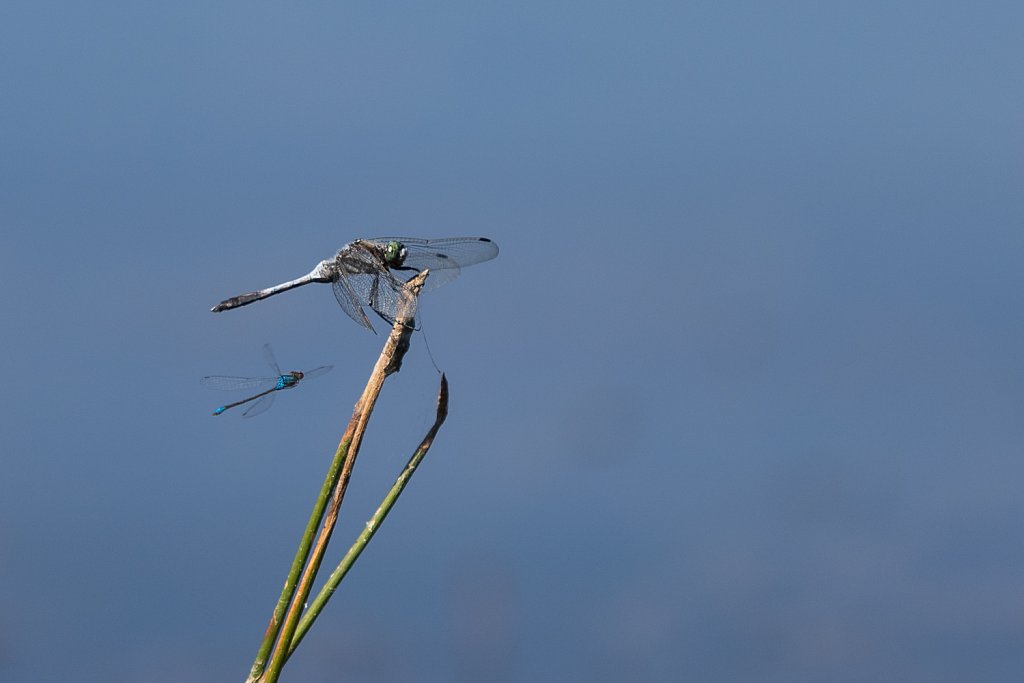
331,273,375,331
372,237,499,269
200,375,277,391
300,365,333,381
334,240,421,324
330,243,381,330
262,343,283,376
369,270,419,322
385,250,462,292
418,262,461,292
369,237,497,291
336,241,388,275
242,392,275,418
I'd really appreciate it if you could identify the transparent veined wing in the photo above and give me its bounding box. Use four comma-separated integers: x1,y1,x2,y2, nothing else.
371,237,499,291
367,267,416,323
333,240,421,328
242,392,275,418
331,241,399,330
332,273,375,330
200,375,278,391
299,365,333,381
261,343,283,376
384,237,499,269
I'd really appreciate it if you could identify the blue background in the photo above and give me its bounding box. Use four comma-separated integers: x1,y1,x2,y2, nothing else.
3,2,1023,681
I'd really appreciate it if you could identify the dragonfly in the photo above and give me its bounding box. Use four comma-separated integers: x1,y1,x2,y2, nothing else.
201,344,333,417
210,237,499,332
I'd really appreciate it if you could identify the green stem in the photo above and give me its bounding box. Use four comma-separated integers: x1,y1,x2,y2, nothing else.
286,374,449,658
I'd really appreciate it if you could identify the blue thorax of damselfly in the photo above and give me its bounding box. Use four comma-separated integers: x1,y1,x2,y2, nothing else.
276,373,301,390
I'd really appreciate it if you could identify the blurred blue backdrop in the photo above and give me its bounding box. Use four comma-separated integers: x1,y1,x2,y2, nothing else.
2,2,1022,681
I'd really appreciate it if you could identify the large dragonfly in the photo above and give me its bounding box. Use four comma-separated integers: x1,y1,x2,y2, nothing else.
201,344,333,417
210,237,499,332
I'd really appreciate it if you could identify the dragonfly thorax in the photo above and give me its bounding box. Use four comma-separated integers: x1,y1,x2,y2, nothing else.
275,373,302,390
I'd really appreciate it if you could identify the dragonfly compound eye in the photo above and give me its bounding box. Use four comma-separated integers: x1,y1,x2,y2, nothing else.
384,241,405,266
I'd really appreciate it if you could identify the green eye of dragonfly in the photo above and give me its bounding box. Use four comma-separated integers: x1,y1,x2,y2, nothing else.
384,241,404,265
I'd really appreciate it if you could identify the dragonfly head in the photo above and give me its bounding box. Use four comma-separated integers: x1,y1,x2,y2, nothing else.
383,240,407,267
